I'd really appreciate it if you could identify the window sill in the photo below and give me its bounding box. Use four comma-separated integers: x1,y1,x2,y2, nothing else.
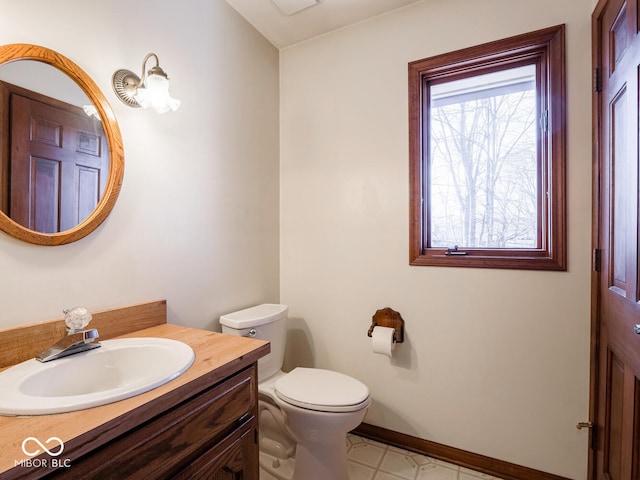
409,250,567,271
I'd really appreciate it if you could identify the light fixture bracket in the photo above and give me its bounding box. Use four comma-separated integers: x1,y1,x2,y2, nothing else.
112,69,142,108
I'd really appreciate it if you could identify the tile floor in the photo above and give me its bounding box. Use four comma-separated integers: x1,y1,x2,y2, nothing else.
346,434,503,480
260,434,504,480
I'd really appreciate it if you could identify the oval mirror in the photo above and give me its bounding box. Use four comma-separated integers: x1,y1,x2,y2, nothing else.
0,44,124,245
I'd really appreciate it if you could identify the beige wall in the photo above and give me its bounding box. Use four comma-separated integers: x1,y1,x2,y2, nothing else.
280,0,592,478
0,0,280,330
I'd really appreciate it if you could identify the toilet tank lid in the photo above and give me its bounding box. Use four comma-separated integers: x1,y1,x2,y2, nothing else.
220,304,288,329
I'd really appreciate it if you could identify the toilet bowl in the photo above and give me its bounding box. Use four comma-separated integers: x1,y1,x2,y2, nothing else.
220,304,371,480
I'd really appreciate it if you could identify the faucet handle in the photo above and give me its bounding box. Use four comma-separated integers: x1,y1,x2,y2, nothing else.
64,306,93,332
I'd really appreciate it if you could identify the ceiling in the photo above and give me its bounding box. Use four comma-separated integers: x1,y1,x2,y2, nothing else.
225,0,424,49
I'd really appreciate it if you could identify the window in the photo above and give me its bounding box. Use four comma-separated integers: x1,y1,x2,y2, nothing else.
409,25,566,270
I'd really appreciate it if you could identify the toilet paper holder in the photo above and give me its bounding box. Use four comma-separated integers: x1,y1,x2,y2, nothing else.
367,307,404,343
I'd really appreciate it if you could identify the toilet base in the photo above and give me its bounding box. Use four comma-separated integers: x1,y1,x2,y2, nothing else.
259,450,295,480
293,440,349,480
259,442,349,480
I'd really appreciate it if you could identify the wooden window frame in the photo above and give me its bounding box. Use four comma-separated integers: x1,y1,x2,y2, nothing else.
408,25,566,270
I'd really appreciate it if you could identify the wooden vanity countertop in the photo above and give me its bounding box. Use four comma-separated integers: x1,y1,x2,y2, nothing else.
0,323,269,477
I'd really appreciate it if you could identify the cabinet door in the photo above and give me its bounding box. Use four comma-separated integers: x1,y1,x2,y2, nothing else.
176,418,258,480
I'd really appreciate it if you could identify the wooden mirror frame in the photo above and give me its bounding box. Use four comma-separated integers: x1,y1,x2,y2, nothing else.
0,44,124,245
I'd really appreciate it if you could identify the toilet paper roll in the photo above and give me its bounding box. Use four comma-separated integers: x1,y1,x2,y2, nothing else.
371,326,396,357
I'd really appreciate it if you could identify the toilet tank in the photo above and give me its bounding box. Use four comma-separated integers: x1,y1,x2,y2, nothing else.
220,304,288,381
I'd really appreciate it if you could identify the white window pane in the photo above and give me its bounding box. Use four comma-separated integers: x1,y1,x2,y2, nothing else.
428,64,538,249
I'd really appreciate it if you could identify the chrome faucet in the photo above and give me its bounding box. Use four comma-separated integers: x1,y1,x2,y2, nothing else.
36,307,101,362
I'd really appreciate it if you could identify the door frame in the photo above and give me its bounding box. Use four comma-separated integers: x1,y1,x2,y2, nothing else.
590,1,604,479
587,0,640,478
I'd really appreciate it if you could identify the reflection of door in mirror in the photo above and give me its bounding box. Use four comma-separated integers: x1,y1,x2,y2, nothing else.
0,81,108,233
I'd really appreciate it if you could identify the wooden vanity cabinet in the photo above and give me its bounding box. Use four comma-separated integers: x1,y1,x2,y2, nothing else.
49,364,259,480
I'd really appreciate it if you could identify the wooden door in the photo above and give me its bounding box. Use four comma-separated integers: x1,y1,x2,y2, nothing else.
593,0,640,478
3,82,107,233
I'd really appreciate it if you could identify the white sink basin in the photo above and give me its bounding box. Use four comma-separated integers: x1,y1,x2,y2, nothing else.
0,337,195,416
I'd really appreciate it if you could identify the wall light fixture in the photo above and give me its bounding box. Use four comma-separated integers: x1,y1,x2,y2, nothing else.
112,53,180,113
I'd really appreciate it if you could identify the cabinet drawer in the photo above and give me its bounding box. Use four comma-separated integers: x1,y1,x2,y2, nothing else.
55,366,256,479
174,417,258,480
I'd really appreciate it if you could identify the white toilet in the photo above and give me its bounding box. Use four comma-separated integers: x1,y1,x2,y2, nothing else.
220,304,371,480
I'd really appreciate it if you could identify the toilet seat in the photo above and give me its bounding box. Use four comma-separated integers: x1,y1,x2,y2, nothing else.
274,367,370,413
